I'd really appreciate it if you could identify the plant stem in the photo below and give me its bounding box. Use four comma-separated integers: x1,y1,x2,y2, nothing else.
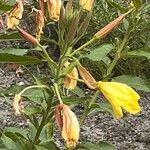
19,85,51,96
105,28,130,77
54,83,63,104
79,91,99,126
33,98,52,144
38,44,57,68
71,37,97,56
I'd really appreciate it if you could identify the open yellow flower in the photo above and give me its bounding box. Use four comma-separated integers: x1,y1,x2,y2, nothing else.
7,0,23,29
97,81,141,119
55,104,80,148
80,0,94,11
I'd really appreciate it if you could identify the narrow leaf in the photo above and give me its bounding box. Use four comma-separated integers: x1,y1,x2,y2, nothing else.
0,54,41,65
84,44,114,61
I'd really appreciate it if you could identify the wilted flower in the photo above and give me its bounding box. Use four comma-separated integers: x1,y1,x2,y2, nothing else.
64,61,78,90
97,81,141,119
7,0,23,29
36,10,44,41
46,0,61,21
79,0,94,11
13,94,23,115
55,104,80,148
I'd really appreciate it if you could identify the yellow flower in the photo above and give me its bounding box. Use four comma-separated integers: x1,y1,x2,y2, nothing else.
80,0,94,11
46,0,61,21
7,0,23,29
64,62,78,90
55,104,80,148
97,81,141,119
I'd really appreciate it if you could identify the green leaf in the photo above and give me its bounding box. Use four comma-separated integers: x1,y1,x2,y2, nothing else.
127,48,150,59
0,32,21,41
1,134,21,150
113,75,150,92
88,102,114,116
24,106,41,116
77,141,116,150
37,141,60,150
0,53,41,65
84,44,114,61
105,0,128,12
0,85,26,97
62,96,90,105
0,1,16,15
22,88,50,104
71,86,85,97
0,48,28,56
132,0,142,9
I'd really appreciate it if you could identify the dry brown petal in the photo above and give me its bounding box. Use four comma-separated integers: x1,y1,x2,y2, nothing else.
13,94,23,115
16,65,23,77
77,64,97,89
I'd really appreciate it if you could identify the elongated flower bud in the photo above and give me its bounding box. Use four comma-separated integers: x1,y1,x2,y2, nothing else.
97,81,141,119
7,0,23,29
64,62,78,90
95,14,126,38
77,64,97,89
18,27,38,45
13,94,23,115
38,0,45,15
47,0,61,21
80,0,94,11
36,10,44,41
55,104,80,148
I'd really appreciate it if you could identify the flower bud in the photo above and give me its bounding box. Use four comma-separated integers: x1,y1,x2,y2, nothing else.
64,61,78,90
77,64,97,89
36,10,44,41
80,0,94,11
97,81,141,119
7,0,23,29
18,27,38,45
95,14,126,38
13,94,24,115
47,0,62,21
55,104,80,148
38,0,45,15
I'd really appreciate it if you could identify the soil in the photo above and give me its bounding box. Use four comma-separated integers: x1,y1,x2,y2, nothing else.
0,66,150,150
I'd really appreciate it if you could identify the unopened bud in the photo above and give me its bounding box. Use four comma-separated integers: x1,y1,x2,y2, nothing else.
18,27,38,45
95,14,126,38
36,10,44,41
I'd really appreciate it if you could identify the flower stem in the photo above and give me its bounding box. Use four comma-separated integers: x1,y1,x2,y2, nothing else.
71,37,97,56
54,83,63,104
19,85,51,96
